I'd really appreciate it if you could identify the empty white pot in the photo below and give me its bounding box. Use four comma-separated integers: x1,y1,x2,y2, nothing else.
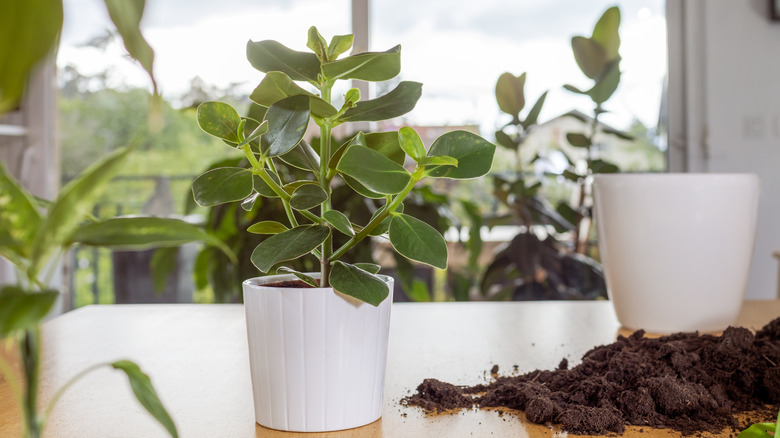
242,273,392,432
593,173,759,333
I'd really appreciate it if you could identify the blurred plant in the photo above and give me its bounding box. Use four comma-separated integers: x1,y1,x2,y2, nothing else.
559,6,632,255
478,72,606,301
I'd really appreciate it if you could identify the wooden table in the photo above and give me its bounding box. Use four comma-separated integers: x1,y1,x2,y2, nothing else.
1,301,779,438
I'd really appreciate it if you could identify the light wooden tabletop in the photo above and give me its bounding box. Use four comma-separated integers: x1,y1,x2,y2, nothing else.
1,300,779,438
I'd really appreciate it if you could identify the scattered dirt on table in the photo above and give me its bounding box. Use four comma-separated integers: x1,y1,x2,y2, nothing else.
402,319,780,435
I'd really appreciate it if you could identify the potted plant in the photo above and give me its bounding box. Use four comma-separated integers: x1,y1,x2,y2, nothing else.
191,26,495,431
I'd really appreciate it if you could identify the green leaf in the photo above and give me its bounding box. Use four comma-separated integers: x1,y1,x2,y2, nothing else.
252,171,282,198
495,72,525,117
592,6,621,61
192,167,253,207
420,156,458,167
290,184,327,210
278,140,320,176
0,287,58,338
70,217,236,263
111,360,179,438
398,126,426,162
353,263,381,274
426,131,496,179
104,0,156,92
494,131,516,150
322,45,401,81
563,84,588,95
571,36,608,79
251,225,330,273
0,160,41,259
566,133,591,148
388,213,447,269
0,0,62,113
324,210,355,236
327,34,353,60
277,266,319,287
587,60,621,104
329,261,389,306
342,175,385,199
306,26,328,61
337,146,411,195
521,91,548,130
249,71,337,118
30,145,133,277
737,423,775,438
590,159,620,174
339,81,422,122
366,131,405,164
197,102,242,143
247,221,289,235
150,247,178,294
261,95,310,158
246,39,320,82
343,88,361,108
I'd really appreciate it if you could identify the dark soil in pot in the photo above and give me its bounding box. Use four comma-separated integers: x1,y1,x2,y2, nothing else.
402,318,780,435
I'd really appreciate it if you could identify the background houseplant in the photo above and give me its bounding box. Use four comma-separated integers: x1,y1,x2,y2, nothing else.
191,26,495,431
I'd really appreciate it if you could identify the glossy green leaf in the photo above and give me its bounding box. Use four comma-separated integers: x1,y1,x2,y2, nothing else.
261,95,310,158
246,39,320,82
337,146,411,195
339,81,422,122
426,131,496,179
592,6,621,61
249,72,337,118
70,217,234,261
344,88,361,108
388,213,447,270
252,172,281,198
327,34,353,60
276,266,319,287
0,0,62,113
366,131,405,164
329,261,389,306
192,167,253,207
328,132,365,168
563,84,587,95
494,130,516,150
290,184,327,210
420,156,458,167
235,120,268,150
0,287,58,338
197,102,242,143
150,247,178,294
353,263,381,274
521,91,548,130
306,26,328,61
342,175,385,199
566,133,591,148
571,36,607,79
247,221,289,235
282,180,317,195
104,0,156,92
587,60,621,104
111,360,179,438
737,422,775,438
279,140,320,175
251,225,330,273
0,160,41,259
322,45,401,82
398,126,426,162
495,72,525,117
324,210,355,236
30,145,133,277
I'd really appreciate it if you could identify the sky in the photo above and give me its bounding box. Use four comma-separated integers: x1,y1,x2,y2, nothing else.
58,0,666,134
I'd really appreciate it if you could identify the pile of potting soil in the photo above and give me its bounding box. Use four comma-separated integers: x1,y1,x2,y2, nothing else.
402,318,780,435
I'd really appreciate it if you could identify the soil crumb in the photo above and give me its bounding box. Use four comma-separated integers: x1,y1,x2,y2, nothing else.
402,321,780,435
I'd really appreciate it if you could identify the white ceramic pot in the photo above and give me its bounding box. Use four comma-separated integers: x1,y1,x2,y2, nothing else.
242,273,393,432
593,173,759,333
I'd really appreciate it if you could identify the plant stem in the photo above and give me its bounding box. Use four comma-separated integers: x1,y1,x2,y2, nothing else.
319,83,334,286
331,173,420,261
21,328,41,438
42,362,108,425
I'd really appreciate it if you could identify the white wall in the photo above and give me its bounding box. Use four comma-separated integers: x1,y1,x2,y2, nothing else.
691,0,780,298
